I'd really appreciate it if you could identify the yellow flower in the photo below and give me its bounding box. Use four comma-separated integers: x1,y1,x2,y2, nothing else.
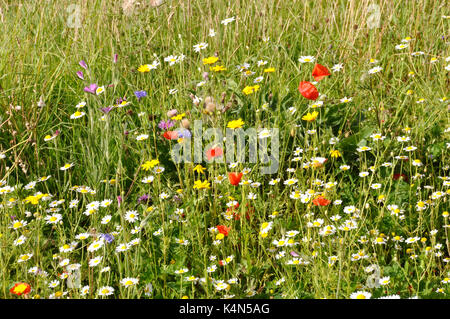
210,65,226,72
264,67,275,73
171,113,185,121
330,150,341,158
216,233,225,240
242,85,260,95
138,65,151,73
193,180,210,190
24,194,45,205
203,56,219,65
302,111,319,122
193,164,206,174
227,119,245,129
141,159,159,171
406,90,413,95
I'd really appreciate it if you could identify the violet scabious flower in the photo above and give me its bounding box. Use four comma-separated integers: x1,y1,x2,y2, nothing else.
158,120,175,130
138,194,151,204
84,84,98,94
79,60,88,69
177,128,192,138
100,233,114,244
76,71,84,80
100,107,113,114
134,90,147,101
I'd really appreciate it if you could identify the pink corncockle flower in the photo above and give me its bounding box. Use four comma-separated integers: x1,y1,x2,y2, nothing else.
79,60,88,69
84,84,98,94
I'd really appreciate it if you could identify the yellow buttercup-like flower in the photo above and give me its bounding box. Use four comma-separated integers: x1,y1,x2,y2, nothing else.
141,159,160,171
138,64,151,73
330,150,341,158
210,65,226,72
193,164,206,174
302,111,319,122
227,119,245,129
193,179,210,190
203,56,219,65
242,85,260,95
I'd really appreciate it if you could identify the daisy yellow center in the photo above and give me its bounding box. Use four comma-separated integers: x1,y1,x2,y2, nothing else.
13,222,22,228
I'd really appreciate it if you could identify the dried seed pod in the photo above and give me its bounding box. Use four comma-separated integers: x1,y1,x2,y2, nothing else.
204,96,214,105
205,102,216,113
181,118,190,129
167,109,177,117
290,128,295,137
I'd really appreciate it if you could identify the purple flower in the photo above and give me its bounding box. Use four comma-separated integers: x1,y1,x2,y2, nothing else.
100,233,114,244
76,71,84,80
134,90,147,100
84,83,98,94
117,196,122,207
138,194,151,204
79,60,88,69
158,120,175,130
113,54,118,63
100,107,113,114
177,128,191,139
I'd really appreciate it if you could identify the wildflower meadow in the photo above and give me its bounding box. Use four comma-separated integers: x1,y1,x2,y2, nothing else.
0,0,449,300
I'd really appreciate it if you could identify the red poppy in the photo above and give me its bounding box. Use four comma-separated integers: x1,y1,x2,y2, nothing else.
228,172,243,186
163,131,178,140
312,63,330,81
217,225,231,236
10,282,31,296
312,196,331,206
298,81,319,100
206,147,223,161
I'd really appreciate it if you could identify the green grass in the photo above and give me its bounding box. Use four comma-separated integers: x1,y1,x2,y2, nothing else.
0,0,449,299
